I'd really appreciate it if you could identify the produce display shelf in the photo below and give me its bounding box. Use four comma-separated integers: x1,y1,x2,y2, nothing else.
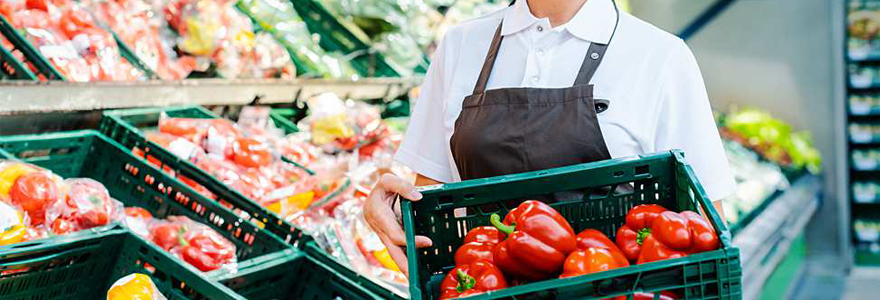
0,228,245,300
403,151,742,300
0,43,37,80
728,171,807,236
731,175,821,300
0,130,293,278
289,0,403,77
854,244,880,266
0,77,422,113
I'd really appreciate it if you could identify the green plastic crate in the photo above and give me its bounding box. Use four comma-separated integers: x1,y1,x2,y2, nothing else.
0,130,292,279
289,0,401,77
0,228,244,300
0,15,64,80
99,106,313,245
0,13,154,81
221,246,384,299
402,151,742,300
0,43,37,80
303,241,407,299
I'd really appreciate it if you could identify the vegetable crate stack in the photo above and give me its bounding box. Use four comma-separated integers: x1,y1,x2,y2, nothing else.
402,151,741,300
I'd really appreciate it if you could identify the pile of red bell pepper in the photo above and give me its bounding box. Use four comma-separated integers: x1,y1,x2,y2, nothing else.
439,201,721,299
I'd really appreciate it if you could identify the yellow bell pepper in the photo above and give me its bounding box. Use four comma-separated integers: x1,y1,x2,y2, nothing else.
0,163,35,199
0,201,26,246
107,273,165,300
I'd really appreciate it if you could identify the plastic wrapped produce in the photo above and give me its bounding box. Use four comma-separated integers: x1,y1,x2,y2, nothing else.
161,0,294,78
45,178,125,235
238,0,357,78
2,0,143,81
107,273,168,300
83,0,193,79
149,216,237,272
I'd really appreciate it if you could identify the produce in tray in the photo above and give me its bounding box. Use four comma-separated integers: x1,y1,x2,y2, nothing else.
107,273,168,300
0,160,239,273
0,161,124,241
82,0,194,79
850,94,880,115
160,0,295,78
124,210,237,272
854,181,880,203
238,0,357,78
434,203,719,299
720,108,822,174
850,122,880,144
720,139,789,225
0,0,143,81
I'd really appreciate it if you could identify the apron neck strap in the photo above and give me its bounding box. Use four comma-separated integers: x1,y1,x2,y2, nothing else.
472,0,621,94
472,23,505,95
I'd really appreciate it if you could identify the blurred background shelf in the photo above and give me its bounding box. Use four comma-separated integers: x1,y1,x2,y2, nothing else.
0,78,422,114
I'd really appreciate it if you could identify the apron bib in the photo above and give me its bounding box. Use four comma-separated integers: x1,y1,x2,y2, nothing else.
450,2,620,181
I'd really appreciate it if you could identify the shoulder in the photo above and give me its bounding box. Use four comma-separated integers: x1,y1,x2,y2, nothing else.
613,12,690,64
437,7,506,51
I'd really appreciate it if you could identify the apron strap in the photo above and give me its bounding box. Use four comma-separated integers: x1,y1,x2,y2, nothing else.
472,23,505,94
572,42,610,86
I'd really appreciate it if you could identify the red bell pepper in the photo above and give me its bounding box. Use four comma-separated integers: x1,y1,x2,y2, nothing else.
490,200,576,280
455,226,504,266
559,247,627,278
632,291,679,300
439,260,508,299
616,205,720,264
575,229,629,267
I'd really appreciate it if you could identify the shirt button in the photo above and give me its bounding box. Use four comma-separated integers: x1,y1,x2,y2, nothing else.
531,76,539,83
536,25,544,32
537,50,544,56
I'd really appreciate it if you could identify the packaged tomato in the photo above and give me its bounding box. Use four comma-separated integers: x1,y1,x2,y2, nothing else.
231,137,273,168
8,168,63,225
149,216,237,272
123,206,154,238
45,178,124,234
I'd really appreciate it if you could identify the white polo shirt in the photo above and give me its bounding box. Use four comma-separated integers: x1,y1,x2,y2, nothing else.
395,0,736,200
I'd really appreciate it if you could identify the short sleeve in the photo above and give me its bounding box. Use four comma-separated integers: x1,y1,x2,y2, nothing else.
394,36,455,183
652,41,736,201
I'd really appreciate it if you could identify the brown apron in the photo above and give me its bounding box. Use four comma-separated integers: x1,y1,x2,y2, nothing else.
450,4,619,181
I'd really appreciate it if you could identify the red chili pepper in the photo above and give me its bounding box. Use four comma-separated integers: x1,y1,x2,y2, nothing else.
559,247,627,278
616,205,720,264
490,200,576,280
575,229,629,268
439,260,508,299
454,226,504,266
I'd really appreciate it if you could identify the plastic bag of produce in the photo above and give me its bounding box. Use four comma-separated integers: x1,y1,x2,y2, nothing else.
107,273,167,300
150,215,237,273
45,178,125,235
0,161,64,226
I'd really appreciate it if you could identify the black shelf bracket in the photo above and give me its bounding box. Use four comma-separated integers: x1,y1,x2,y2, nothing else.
677,0,740,41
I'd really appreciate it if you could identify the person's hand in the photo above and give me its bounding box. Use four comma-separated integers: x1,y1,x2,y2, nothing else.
364,174,433,276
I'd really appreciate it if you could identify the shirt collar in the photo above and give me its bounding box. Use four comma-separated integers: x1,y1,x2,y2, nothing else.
501,0,618,43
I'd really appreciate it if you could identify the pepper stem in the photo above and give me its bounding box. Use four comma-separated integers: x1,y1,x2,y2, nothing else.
456,269,476,293
636,228,651,246
490,213,515,236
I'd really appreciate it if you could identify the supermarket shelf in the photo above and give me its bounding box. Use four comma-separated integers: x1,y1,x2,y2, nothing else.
849,51,880,63
0,78,423,114
733,174,821,300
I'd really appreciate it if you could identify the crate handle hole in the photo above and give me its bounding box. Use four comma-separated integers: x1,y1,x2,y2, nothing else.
635,165,649,175
613,171,625,177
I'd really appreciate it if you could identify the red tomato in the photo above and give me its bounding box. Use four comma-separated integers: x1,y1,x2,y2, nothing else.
124,207,152,219
151,223,182,250
58,6,98,38
158,117,206,142
10,172,59,225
